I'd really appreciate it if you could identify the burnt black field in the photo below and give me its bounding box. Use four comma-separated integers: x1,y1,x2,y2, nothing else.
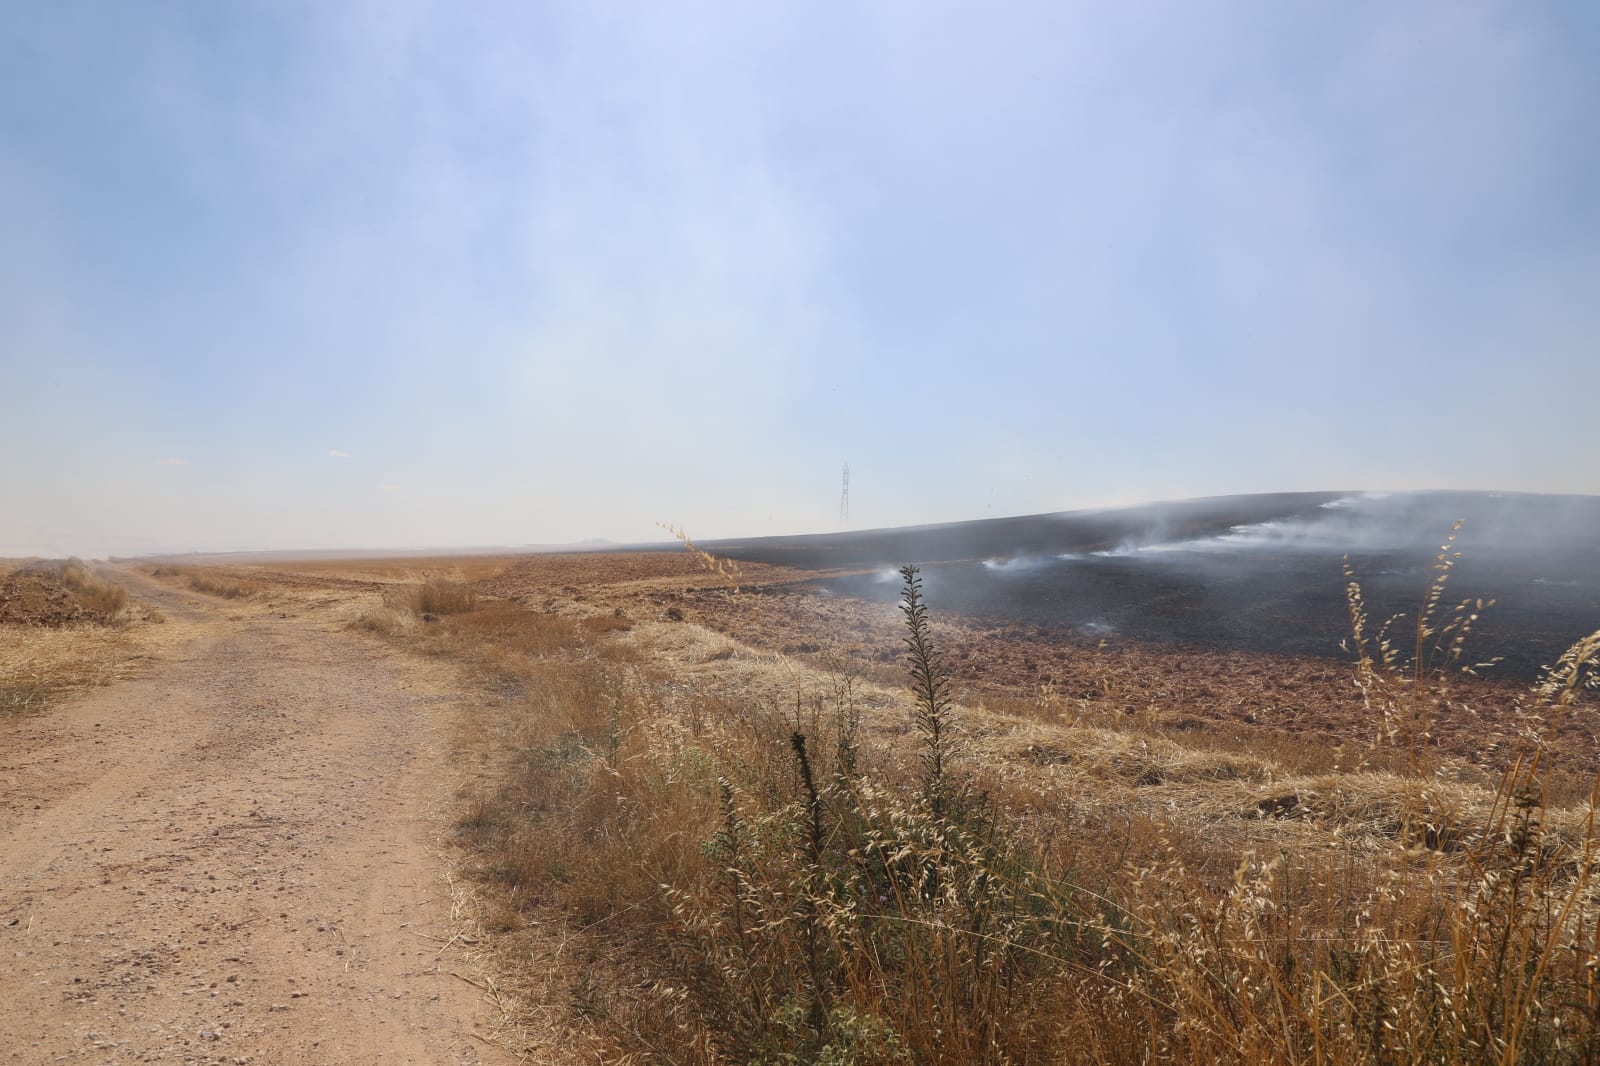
701,492,1600,680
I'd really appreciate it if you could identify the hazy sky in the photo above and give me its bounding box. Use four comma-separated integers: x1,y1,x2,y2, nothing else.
3,2,1597,556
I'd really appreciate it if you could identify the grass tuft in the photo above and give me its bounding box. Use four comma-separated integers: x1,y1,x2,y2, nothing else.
403,576,478,615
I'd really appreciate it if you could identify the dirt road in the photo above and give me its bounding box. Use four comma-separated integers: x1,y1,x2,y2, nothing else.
0,569,516,1065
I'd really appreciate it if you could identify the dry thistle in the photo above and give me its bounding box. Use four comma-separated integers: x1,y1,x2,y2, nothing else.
900,564,956,819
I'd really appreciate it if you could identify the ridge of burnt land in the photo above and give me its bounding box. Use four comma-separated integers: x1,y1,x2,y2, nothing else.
677,490,1600,681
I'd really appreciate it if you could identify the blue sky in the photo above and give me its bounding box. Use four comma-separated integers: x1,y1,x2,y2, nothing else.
3,2,1597,555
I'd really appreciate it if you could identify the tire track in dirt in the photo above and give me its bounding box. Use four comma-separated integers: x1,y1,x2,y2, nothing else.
0,568,515,1065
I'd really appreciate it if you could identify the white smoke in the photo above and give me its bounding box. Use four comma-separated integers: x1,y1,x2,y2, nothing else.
1087,494,1411,557
982,556,1052,574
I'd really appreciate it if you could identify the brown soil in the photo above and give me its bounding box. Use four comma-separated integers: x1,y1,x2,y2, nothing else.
0,564,116,627
0,568,516,1065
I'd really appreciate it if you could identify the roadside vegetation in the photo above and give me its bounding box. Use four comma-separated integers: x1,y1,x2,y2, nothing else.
263,542,1600,1063
2,558,129,625
0,559,160,715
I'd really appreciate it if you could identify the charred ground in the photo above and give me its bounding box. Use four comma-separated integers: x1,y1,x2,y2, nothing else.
694,490,1600,680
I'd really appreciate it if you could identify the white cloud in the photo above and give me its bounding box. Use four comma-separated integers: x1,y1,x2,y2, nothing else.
160,457,187,466
329,449,353,459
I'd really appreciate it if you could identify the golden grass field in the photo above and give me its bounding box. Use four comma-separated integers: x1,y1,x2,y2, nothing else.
114,546,1598,1064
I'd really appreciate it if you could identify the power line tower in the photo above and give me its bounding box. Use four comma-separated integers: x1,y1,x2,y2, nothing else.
839,462,850,530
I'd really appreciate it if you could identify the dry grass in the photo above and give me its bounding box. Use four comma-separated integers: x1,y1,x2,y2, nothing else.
0,624,148,714
57,559,128,616
0,564,173,715
140,564,270,601
234,545,1600,1063
342,574,636,689
404,575,479,615
183,568,268,600
142,564,283,601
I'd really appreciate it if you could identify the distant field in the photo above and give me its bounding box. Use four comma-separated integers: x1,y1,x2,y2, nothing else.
244,554,522,583
141,553,521,585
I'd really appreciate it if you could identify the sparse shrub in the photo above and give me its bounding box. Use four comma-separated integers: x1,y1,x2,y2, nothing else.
399,576,478,615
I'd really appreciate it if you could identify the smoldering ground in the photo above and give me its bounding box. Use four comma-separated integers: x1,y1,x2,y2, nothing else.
702,491,1600,680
